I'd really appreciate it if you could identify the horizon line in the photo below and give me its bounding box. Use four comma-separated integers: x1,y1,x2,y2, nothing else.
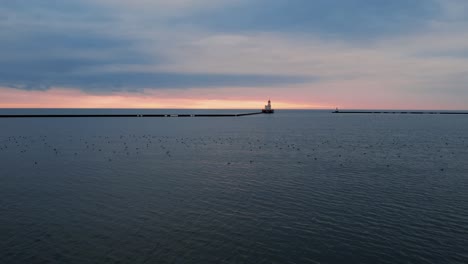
1,107,468,111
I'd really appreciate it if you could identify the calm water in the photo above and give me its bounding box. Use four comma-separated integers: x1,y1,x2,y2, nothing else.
1,109,467,264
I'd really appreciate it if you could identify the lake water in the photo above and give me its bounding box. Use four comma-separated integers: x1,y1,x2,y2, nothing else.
1,109,467,263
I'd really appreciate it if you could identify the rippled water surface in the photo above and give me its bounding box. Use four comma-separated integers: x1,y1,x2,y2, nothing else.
1,109,467,264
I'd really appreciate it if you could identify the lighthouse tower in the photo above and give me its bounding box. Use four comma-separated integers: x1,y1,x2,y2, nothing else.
262,99,275,113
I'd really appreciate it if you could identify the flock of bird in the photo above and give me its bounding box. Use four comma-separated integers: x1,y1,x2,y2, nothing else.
0,133,466,173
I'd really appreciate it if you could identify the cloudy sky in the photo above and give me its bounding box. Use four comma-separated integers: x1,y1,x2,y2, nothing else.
1,0,468,109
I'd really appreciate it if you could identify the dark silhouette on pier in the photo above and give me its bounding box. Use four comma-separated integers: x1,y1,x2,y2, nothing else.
0,112,266,118
0,100,275,118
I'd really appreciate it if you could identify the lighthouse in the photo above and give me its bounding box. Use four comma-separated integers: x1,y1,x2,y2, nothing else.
262,99,275,113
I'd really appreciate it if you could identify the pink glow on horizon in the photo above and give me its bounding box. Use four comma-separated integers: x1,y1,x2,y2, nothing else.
0,87,323,109
1,86,465,110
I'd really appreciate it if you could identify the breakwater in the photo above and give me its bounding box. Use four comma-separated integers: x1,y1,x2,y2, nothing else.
333,111,468,115
0,112,264,118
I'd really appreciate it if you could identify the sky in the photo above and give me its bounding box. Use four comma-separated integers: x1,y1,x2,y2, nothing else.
1,0,468,109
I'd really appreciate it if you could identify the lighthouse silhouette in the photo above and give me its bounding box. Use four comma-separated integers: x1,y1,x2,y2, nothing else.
262,99,274,114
